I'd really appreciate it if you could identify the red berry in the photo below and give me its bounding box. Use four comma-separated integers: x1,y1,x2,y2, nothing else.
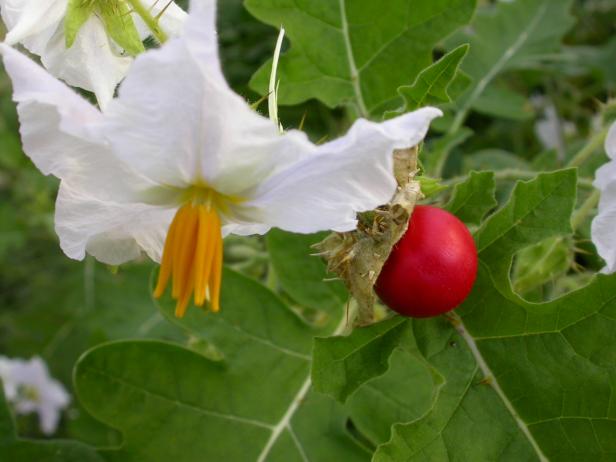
375,205,478,318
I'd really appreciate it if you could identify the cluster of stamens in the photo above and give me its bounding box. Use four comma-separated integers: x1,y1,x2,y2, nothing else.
154,190,224,317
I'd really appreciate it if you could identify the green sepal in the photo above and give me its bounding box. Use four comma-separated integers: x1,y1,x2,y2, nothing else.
417,176,448,198
99,0,145,56
65,0,96,48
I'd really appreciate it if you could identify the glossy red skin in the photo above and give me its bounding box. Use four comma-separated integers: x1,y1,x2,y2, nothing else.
375,205,478,318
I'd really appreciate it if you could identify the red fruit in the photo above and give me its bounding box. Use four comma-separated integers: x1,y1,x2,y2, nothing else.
375,205,477,318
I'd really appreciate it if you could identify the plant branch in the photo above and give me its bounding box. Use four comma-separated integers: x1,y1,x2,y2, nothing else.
567,126,609,168
571,189,600,231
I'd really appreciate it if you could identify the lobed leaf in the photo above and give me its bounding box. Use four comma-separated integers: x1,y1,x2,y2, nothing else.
0,387,103,462
74,269,369,461
246,0,477,117
445,170,497,225
387,44,470,117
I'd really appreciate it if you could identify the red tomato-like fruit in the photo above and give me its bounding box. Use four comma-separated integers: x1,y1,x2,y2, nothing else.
375,205,477,318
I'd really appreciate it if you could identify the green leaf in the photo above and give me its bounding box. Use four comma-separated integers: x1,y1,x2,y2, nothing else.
373,317,544,461
246,0,477,117
99,1,145,56
423,127,473,177
463,149,531,172
1,262,183,385
448,0,575,130
388,44,470,117
64,0,95,48
376,169,616,460
267,230,347,315
312,316,409,402
512,236,574,297
0,386,103,462
75,269,369,461
471,84,535,120
309,170,616,459
445,171,497,225
345,346,441,445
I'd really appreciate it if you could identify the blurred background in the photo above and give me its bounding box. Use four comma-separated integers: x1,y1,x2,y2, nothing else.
0,0,614,443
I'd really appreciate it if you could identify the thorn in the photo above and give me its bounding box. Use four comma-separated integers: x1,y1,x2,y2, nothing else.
479,376,493,385
298,111,308,131
155,0,174,21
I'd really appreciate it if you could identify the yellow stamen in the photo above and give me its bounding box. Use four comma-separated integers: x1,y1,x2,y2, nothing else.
154,200,224,317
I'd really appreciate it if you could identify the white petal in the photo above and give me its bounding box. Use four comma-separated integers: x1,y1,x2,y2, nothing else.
2,45,171,264
1,0,65,46
38,402,61,435
0,44,155,198
0,41,103,170
103,1,281,190
606,121,616,159
236,107,442,234
594,160,616,190
592,181,616,273
40,16,132,108
55,183,174,265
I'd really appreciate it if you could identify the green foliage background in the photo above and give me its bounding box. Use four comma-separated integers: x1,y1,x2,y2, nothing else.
1,0,616,460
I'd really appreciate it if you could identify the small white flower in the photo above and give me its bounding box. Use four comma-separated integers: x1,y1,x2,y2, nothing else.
0,356,70,435
1,0,442,317
592,121,616,272
0,0,187,108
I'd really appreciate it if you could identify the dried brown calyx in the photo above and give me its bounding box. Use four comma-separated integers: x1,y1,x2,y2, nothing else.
314,146,423,325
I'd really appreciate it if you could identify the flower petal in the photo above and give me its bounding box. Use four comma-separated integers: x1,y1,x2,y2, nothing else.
2,44,170,265
55,183,174,265
103,0,281,190
1,0,65,46
236,107,442,234
592,181,616,273
0,43,102,170
0,44,154,200
606,121,616,159
40,16,132,108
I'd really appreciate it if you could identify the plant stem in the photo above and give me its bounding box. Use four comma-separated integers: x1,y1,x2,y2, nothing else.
571,189,600,231
567,126,609,168
126,0,168,44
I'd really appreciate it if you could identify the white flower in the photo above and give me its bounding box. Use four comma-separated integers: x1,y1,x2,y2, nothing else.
0,0,442,317
592,121,616,272
0,0,187,108
0,356,70,435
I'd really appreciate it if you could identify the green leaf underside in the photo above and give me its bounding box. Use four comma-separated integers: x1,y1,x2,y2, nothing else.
75,268,369,461
388,44,470,117
445,170,497,225
0,387,103,462
310,169,616,460
472,84,535,120
448,0,575,126
246,0,476,116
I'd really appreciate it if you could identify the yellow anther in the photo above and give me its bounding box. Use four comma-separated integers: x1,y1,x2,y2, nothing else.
154,198,224,317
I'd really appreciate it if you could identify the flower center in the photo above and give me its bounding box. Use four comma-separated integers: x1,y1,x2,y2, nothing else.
154,189,226,317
